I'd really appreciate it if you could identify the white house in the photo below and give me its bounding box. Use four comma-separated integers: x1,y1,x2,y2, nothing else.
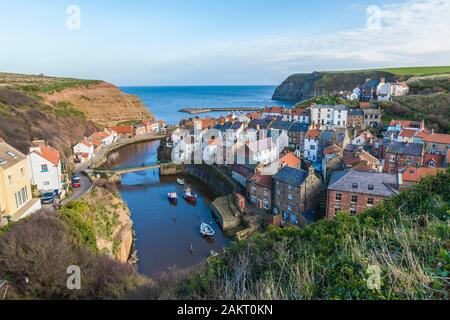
352,131,375,146
27,141,63,192
304,129,320,162
310,105,348,129
262,106,285,118
73,140,95,163
377,78,409,101
291,109,310,123
350,87,361,101
89,131,115,148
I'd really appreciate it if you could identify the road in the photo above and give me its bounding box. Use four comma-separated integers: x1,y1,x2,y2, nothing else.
61,171,93,205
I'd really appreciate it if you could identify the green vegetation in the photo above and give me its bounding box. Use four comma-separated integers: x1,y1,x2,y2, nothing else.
59,201,98,253
154,170,450,300
376,93,450,133
38,79,101,94
294,94,359,109
54,100,86,118
328,66,450,77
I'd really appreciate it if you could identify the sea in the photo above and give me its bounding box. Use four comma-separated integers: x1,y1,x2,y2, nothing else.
119,85,294,125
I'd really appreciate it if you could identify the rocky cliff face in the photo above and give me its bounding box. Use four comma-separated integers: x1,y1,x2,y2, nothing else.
273,71,398,102
42,82,153,127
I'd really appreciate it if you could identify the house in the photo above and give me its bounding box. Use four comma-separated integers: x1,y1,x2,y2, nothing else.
343,145,382,172
350,87,361,101
400,166,442,188
248,119,273,131
363,108,383,128
236,137,280,167
73,140,95,164
287,122,309,152
317,129,350,164
0,139,41,225
422,153,445,168
348,109,365,128
291,109,310,123
326,170,399,219
109,125,135,139
360,79,380,101
89,131,115,148
384,142,424,173
134,124,147,136
376,78,392,101
143,119,161,134
322,145,345,182
247,173,273,211
421,131,450,156
232,164,259,188
273,166,321,226
310,105,348,129
278,152,301,170
268,120,293,133
352,130,375,146
27,140,63,192
263,106,285,118
397,129,418,143
304,129,320,162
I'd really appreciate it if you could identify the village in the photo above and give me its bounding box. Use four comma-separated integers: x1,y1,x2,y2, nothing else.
1,77,449,231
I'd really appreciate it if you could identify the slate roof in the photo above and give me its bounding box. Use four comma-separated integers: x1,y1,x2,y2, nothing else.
328,170,399,197
273,166,308,187
248,119,271,128
349,109,364,116
386,142,423,156
268,120,293,131
0,140,26,170
361,80,380,89
289,122,310,133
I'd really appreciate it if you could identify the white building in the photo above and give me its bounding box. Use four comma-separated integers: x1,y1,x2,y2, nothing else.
291,109,310,123
27,141,63,192
73,140,95,164
352,131,375,146
350,87,361,101
310,105,348,129
377,78,410,101
304,129,320,162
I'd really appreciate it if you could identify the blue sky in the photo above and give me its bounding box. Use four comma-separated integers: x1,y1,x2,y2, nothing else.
0,0,449,85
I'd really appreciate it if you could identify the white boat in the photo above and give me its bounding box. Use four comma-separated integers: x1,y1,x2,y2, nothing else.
177,178,185,185
183,188,198,203
200,223,215,237
167,192,178,202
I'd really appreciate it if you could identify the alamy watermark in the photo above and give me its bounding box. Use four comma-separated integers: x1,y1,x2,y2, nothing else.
66,5,81,31
66,265,81,290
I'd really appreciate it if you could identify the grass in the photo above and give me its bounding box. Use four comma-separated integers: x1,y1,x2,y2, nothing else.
54,101,86,118
326,66,450,77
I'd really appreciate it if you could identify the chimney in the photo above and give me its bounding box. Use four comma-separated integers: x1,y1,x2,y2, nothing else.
380,77,386,84
431,129,435,135
308,165,315,176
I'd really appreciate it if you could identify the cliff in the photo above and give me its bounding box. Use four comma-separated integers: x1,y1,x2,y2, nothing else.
60,185,133,263
0,72,153,155
273,71,397,102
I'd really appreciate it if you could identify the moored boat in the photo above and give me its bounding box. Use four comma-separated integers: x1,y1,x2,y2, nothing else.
177,178,185,185
168,192,178,202
200,223,215,237
183,188,198,203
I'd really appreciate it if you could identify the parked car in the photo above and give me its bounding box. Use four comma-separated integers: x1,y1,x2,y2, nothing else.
72,176,81,188
41,192,55,205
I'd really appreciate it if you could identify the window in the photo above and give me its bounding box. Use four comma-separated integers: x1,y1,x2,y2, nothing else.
288,185,292,191
288,194,293,200
352,183,358,189
6,151,17,158
41,164,48,172
368,184,374,191
350,208,357,215
44,181,50,186
367,198,374,206
335,193,342,201
20,167,24,178
15,187,28,209
263,201,269,210
334,207,340,214
351,195,358,203
0,157,6,165
8,174,13,186
310,145,315,150
287,205,292,212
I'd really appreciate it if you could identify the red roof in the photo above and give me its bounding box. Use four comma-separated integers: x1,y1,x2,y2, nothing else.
306,129,321,139
402,167,442,183
423,153,445,167
291,108,308,116
109,125,134,134
33,145,61,166
398,129,417,139
423,133,450,145
264,106,284,114
279,153,301,169
81,140,93,148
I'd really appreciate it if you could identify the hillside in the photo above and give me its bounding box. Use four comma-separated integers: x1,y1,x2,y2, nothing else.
273,67,450,102
0,73,153,155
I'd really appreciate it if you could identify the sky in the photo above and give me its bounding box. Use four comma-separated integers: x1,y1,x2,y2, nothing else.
0,0,449,85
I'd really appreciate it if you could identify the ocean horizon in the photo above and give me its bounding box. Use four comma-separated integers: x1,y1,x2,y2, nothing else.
120,85,294,125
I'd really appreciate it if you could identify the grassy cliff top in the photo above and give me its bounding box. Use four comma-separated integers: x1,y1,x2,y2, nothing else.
326,66,450,77
0,72,102,94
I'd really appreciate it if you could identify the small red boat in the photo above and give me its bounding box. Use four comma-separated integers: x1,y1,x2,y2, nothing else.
183,188,198,203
